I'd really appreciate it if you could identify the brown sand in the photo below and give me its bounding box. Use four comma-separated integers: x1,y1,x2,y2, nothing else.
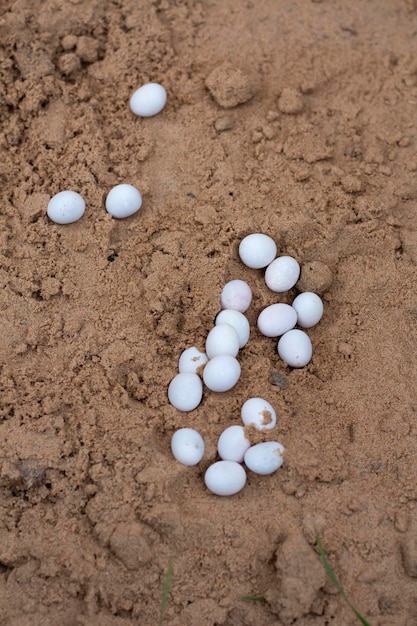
1,0,417,624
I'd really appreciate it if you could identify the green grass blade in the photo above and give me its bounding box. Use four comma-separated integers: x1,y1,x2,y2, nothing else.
315,531,372,626
159,558,174,626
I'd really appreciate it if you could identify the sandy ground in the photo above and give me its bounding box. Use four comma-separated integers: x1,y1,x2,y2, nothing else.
1,0,417,624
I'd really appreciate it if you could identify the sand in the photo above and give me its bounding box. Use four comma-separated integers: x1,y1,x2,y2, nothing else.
1,0,417,624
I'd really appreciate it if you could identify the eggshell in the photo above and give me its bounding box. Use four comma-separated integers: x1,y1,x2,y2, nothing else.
241,397,277,430
244,442,285,475
171,428,205,466
217,425,250,463
168,372,203,411
204,460,247,496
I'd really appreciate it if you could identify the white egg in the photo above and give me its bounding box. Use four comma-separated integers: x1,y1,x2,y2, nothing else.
178,347,208,374
265,256,300,293
244,441,285,475
292,292,323,328
205,324,240,359
168,372,203,411
129,82,167,117
239,233,277,269
47,190,85,224
217,425,250,463
220,280,252,313
241,397,277,430
215,309,250,348
257,303,297,338
171,428,205,466
204,460,247,496
278,329,312,367
105,184,142,219
203,355,241,392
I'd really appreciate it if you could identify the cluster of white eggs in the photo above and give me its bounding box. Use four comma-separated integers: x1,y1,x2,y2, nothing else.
240,234,323,368
46,83,167,224
169,233,324,496
171,399,285,496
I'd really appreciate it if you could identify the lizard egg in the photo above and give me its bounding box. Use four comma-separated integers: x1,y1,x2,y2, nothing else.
205,324,240,359
292,292,323,328
239,233,277,269
171,428,205,466
204,461,247,496
178,347,208,374
244,441,285,475
129,83,167,117
265,256,300,292
47,190,85,224
105,184,142,218
241,397,277,430
220,280,252,313
215,309,250,348
257,303,297,337
203,355,241,392
278,329,313,367
168,372,203,411
217,425,250,463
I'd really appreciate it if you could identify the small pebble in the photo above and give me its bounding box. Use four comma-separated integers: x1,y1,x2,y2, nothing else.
168,372,203,411
278,329,312,367
220,279,252,312
178,347,208,374
204,460,247,496
217,425,250,463
203,355,241,392
129,83,167,117
257,303,297,337
105,184,142,219
265,256,300,293
215,310,250,348
244,441,285,475
205,324,240,359
292,292,323,328
47,190,85,224
171,428,205,466
241,397,277,430
239,233,277,269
